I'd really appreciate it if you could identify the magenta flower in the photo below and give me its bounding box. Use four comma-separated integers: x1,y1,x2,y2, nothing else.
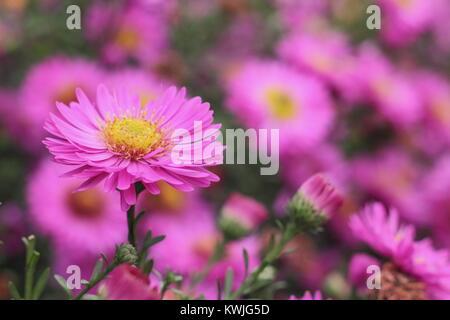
297,173,344,219
13,56,104,152
43,85,222,211
219,192,268,237
350,202,450,299
225,60,335,153
99,264,160,300
86,3,168,66
26,159,127,255
348,253,380,292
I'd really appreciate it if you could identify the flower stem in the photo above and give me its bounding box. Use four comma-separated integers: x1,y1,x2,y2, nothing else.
229,223,296,299
127,205,136,248
73,259,120,300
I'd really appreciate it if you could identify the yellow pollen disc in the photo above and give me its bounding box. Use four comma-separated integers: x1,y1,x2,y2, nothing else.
102,114,168,160
115,27,139,51
265,88,297,120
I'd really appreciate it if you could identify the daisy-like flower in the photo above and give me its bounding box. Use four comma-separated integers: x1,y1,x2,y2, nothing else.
349,202,450,300
225,60,334,153
26,159,127,255
43,84,222,211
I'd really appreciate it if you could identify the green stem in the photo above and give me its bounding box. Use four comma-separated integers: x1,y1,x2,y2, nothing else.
127,205,136,248
73,260,120,300
229,224,296,299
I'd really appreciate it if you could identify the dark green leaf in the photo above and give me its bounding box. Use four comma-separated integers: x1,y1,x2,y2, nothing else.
32,267,50,300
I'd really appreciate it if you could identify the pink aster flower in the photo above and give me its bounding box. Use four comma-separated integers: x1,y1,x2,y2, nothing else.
421,155,450,248
142,200,219,275
376,0,438,47
16,56,104,152
274,0,329,31
225,60,335,153
86,2,168,66
26,159,127,255
350,202,450,299
352,147,426,225
355,43,423,127
43,84,222,211
348,253,380,292
106,69,169,107
219,192,268,237
98,264,160,300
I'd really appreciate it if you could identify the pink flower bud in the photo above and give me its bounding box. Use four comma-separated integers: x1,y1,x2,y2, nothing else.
220,193,268,238
298,173,344,218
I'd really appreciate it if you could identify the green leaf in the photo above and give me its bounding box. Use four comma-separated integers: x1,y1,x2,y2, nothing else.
22,235,36,265
144,235,166,249
82,294,100,300
8,281,21,300
143,259,154,275
54,275,72,298
90,258,104,281
223,268,234,300
275,219,284,231
32,267,50,300
243,249,249,277
281,247,299,256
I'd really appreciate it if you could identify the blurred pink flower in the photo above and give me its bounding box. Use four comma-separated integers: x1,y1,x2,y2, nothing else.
376,0,438,47
43,85,222,211
142,198,219,275
355,43,423,127
16,56,104,152
106,68,169,107
352,147,426,225
274,0,329,30
421,155,450,248
348,253,380,292
26,159,127,255
225,60,335,153
220,192,268,234
86,2,168,66
99,264,160,300
350,202,450,299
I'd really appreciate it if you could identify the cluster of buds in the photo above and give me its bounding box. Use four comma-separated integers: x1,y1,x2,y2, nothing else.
116,243,138,265
287,174,343,234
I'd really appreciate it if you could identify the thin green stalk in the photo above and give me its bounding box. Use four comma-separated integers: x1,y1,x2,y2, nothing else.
127,205,136,248
229,223,296,299
73,260,120,300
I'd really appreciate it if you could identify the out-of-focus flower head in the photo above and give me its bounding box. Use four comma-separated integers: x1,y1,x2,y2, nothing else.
421,155,450,248
376,0,438,47
86,1,168,66
274,0,329,31
15,56,104,152
106,68,169,107
350,202,450,299
355,43,423,127
225,60,335,154
98,264,160,300
26,159,127,255
347,253,380,293
142,200,219,275
43,85,223,211
219,192,268,239
352,147,425,225
198,236,261,299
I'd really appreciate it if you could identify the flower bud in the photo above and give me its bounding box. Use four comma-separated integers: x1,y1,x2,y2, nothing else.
287,174,343,233
219,193,268,239
117,243,138,265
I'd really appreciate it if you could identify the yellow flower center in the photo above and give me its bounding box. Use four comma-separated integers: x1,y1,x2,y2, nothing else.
67,188,104,219
265,88,297,120
102,110,169,160
55,84,79,105
115,27,139,51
